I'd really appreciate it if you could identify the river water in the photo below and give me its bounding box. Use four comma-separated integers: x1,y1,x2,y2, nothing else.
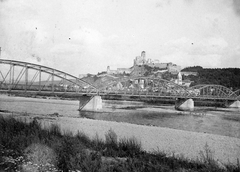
0,94,240,139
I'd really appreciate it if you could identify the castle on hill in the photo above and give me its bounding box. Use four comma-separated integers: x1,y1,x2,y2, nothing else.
106,51,181,75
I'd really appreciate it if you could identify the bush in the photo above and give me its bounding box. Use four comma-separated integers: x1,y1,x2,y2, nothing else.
118,137,142,157
1,116,240,172
23,143,57,172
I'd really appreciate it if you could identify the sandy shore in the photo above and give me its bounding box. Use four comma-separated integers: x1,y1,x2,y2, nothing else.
1,111,240,165
40,116,240,165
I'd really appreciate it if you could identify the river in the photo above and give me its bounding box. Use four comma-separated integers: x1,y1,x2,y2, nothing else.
0,94,240,139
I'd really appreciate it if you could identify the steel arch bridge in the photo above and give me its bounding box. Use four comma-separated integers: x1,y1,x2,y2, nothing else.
188,84,238,100
0,59,98,93
0,59,239,101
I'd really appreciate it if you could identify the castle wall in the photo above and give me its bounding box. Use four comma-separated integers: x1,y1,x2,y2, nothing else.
154,63,168,69
117,68,132,74
168,65,181,74
144,63,168,69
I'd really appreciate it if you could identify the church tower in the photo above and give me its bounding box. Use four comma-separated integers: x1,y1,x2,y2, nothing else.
177,72,182,85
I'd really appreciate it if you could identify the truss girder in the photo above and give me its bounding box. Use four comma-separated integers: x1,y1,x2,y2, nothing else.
99,76,192,97
189,84,237,99
230,89,240,100
0,59,97,92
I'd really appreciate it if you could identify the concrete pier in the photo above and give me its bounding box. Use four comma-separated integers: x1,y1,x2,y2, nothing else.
225,100,240,108
79,95,102,111
175,98,194,111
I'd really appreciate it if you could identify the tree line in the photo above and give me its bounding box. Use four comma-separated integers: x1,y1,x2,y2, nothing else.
182,66,240,90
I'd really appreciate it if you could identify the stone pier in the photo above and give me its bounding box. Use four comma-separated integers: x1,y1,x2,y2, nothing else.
175,98,194,111
79,95,103,111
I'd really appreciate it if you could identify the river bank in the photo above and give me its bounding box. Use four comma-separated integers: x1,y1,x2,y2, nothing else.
1,95,240,165
1,111,240,166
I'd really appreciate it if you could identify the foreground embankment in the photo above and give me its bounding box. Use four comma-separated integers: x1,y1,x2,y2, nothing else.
3,115,240,172
37,115,240,165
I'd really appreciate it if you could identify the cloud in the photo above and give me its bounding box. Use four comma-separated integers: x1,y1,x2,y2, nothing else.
50,43,83,54
70,28,104,45
160,51,223,69
163,37,229,56
47,27,129,74
155,0,171,8
159,36,233,69
233,0,240,16
191,37,228,55
184,0,193,4
1,0,240,74
0,0,52,63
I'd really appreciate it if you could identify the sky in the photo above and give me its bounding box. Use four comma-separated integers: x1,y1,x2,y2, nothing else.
0,0,240,75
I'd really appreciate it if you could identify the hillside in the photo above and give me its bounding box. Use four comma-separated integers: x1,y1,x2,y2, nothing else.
182,66,240,90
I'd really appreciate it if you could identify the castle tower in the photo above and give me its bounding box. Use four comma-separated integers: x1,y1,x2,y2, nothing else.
141,51,146,64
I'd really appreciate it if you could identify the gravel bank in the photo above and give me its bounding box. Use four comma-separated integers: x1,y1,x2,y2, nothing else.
43,117,240,165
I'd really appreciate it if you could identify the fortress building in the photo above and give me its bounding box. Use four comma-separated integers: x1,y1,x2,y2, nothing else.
134,51,146,66
106,51,181,76
133,51,181,74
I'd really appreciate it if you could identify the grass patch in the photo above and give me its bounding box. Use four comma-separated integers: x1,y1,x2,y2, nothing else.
0,115,239,172
223,114,240,122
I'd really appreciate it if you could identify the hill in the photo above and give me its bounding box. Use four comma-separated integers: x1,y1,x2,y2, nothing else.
182,66,240,90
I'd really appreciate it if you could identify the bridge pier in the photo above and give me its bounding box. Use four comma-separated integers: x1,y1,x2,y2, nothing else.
175,98,194,111
79,95,103,111
225,100,240,108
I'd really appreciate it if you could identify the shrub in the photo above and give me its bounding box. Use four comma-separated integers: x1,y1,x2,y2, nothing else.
118,137,142,157
199,143,218,169
23,143,57,172
105,128,118,146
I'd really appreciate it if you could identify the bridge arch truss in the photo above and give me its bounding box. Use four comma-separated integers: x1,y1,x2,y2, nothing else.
0,59,97,93
189,84,238,99
230,89,240,99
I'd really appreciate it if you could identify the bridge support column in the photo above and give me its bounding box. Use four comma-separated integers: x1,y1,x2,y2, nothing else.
175,98,194,111
225,100,240,108
79,95,102,111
